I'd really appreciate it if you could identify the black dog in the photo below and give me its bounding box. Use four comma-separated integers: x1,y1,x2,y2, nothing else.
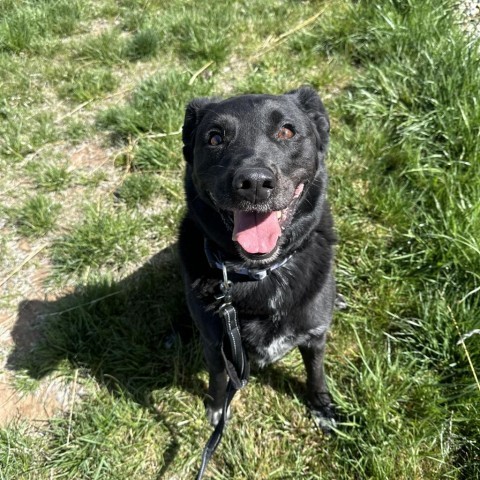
179,86,337,431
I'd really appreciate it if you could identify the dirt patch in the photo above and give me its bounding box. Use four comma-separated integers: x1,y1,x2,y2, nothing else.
0,300,84,427
70,142,111,170
0,375,70,426
0,294,80,427
0,314,15,344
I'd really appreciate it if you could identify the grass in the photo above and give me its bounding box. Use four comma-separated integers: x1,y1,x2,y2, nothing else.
27,161,73,191
115,173,162,208
0,0,85,54
73,29,127,66
0,0,479,479
57,67,119,102
98,70,213,138
6,194,61,238
124,29,161,61
167,4,235,65
52,205,148,275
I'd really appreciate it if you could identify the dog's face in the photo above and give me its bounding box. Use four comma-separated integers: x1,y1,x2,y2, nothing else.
182,87,330,261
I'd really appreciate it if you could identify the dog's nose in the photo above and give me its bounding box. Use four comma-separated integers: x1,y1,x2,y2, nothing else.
232,168,276,203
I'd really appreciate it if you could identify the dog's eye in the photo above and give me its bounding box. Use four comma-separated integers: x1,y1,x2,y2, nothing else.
208,132,223,146
276,125,295,140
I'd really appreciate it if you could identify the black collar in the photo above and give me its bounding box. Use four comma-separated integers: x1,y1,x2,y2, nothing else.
204,238,293,281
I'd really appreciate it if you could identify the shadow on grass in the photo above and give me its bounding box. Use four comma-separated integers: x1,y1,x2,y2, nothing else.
6,243,310,476
7,245,194,391
7,245,198,476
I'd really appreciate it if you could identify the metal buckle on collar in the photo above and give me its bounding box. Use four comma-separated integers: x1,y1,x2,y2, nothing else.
204,238,292,281
248,268,269,280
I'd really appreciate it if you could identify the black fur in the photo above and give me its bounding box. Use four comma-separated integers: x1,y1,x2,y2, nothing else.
179,87,337,430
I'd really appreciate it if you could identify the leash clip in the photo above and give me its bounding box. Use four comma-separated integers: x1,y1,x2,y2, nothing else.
214,263,233,305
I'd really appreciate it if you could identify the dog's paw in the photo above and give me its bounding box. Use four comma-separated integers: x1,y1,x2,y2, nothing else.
206,405,231,427
310,405,337,434
308,393,337,434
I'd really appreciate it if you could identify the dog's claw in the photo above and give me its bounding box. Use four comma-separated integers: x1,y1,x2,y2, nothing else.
335,293,348,310
162,332,178,349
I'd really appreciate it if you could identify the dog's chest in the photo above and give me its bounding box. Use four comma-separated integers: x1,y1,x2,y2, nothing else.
251,333,296,367
246,323,327,367
226,273,311,366
238,293,326,367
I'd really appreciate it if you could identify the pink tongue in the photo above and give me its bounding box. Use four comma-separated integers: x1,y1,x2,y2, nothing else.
232,211,281,254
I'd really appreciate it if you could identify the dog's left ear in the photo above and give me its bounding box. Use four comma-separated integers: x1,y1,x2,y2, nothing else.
182,97,215,164
287,86,330,152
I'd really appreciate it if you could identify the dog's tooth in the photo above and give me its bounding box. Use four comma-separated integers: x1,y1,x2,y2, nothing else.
277,211,282,219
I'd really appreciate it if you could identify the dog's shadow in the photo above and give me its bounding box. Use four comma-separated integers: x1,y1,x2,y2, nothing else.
6,244,307,475
7,246,197,395
6,246,199,477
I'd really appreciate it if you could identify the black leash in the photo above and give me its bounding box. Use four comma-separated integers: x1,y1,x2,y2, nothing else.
196,262,249,480
196,380,236,480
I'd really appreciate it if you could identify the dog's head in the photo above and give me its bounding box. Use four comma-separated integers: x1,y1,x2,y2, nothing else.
182,87,330,262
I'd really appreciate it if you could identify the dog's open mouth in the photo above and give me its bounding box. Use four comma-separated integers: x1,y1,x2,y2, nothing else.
232,183,304,255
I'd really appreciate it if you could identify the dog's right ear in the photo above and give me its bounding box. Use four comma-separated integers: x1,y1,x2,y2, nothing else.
182,97,214,164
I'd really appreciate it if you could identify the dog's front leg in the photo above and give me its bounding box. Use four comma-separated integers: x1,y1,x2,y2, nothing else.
184,286,229,426
202,342,229,426
299,336,336,433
